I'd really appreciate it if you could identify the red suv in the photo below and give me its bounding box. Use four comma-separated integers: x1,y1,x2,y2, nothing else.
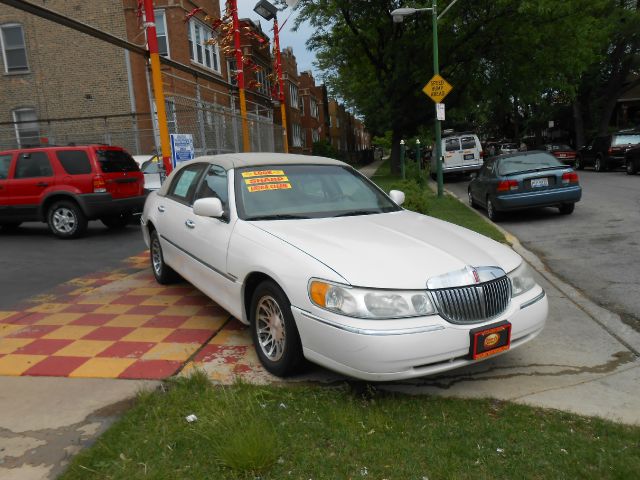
0,145,145,238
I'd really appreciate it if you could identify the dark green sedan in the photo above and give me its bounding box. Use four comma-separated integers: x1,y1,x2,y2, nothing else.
467,151,582,221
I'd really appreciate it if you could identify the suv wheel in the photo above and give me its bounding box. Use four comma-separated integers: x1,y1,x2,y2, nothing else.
101,213,132,229
468,189,477,208
594,156,606,172
574,155,584,170
626,160,638,175
47,201,87,239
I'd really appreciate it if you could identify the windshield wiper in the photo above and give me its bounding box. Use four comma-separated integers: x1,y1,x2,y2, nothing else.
333,209,380,217
245,214,310,221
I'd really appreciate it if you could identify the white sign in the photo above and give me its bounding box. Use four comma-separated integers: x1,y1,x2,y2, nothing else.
548,120,555,128
170,134,195,167
436,103,446,121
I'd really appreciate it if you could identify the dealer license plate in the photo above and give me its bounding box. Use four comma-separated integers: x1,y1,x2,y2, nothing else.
530,178,548,188
464,153,475,160
469,321,511,360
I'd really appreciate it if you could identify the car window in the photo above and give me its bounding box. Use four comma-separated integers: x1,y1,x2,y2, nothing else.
235,164,400,220
445,138,460,152
497,153,563,175
167,164,205,204
141,160,161,174
549,144,572,151
194,164,228,207
14,152,53,178
0,154,12,179
55,150,92,175
612,134,640,146
460,136,476,149
96,149,139,173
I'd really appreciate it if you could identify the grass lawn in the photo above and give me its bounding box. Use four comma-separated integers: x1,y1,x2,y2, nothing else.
61,373,640,480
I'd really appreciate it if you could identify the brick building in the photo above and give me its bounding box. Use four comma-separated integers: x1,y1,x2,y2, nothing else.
298,70,329,154
276,46,303,153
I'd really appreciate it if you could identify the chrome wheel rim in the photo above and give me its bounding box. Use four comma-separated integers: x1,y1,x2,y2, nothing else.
487,200,494,219
151,237,163,276
468,191,473,206
256,295,286,361
52,208,76,233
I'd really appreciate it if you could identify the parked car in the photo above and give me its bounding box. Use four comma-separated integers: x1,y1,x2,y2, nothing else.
625,144,640,175
499,142,519,155
133,155,164,192
141,153,547,381
541,144,577,166
468,151,582,221
0,145,145,238
575,131,640,172
431,132,483,179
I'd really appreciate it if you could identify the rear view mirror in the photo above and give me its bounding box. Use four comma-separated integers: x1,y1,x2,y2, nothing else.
389,190,405,206
193,197,224,218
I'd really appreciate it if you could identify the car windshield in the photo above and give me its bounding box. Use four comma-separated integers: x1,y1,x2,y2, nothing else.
235,164,401,220
549,144,572,151
97,149,139,173
612,134,640,146
498,153,564,175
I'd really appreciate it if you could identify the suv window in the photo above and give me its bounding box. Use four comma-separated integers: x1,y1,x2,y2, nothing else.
445,138,460,152
612,134,640,146
0,154,11,179
168,164,205,204
15,152,53,178
56,150,92,175
96,149,139,173
194,165,228,206
461,136,476,149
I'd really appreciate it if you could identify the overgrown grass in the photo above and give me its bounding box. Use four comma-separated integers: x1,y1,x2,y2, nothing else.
372,159,506,243
61,372,640,479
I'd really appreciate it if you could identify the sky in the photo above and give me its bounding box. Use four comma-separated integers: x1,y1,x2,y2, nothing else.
236,1,319,78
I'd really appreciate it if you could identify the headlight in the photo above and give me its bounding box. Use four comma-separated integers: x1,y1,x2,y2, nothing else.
309,280,436,319
507,262,536,297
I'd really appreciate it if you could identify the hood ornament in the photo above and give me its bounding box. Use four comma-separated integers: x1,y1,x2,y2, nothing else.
427,265,505,290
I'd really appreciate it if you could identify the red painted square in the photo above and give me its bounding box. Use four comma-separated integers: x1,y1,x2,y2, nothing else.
162,329,212,344
4,312,48,325
159,286,192,295
127,305,165,315
98,341,155,359
70,313,114,326
112,295,144,305
195,305,227,317
118,359,182,379
193,344,248,362
62,304,100,314
7,325,60,338
15,339,73,355
23,356,89,377
174,295,210,306
83,326,135,341
142,316,188,329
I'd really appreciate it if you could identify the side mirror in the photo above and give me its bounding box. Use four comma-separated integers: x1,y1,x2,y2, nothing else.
389,190,405,206
193,197,224,218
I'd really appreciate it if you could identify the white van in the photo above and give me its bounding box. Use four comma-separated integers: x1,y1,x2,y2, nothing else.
430,132,483,178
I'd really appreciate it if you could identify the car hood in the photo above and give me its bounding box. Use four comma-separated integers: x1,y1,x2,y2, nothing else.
251,210,521,289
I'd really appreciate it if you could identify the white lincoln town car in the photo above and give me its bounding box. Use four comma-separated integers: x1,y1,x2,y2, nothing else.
141,153,547,381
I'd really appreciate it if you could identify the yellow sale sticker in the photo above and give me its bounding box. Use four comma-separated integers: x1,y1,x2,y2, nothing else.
241,170,285,178
244,176,289,185
247,183,292,192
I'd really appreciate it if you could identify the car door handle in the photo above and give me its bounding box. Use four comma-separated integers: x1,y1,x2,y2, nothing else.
185,219,195,229
36,182,49,187
157,205,165,213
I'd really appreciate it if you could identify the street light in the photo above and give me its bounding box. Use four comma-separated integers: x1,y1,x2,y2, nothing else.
254,0,289,153
391,0,459,198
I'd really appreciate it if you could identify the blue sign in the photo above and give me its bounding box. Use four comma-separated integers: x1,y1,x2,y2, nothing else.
170,134,195,167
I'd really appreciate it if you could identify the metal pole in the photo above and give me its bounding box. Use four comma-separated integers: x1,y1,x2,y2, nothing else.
231,0,251,152
400,139,406,180
433,0,443,197
143,0,172,175
273,16,289,153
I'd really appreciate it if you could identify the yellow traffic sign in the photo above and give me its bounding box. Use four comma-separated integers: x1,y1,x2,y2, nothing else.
422,74,453,103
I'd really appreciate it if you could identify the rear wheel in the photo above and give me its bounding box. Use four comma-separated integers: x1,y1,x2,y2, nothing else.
559,203,575,215
594,156,606,172
149,230,179,284
101,213,132,229
486,197,501,222
47,201,87,239
626,160,638,175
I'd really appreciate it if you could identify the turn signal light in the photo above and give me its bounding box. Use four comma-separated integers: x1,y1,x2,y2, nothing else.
310,281,329,307
93,175,107,193
497,180,518,192
561,172,579,185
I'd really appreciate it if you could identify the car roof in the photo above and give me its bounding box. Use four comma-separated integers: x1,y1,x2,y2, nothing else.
175,152,349,171
0,144,123,154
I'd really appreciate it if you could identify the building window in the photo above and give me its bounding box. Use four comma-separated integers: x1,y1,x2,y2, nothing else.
188,19,220,73
329,115,332,128
292,124,302,147
154,10,169,57
12,108,39,147
289,83,298,109
1,24,29,73
227,59,237,85
299,97,305,115
311,98,319,119
255,67,271,96
312,128,320,143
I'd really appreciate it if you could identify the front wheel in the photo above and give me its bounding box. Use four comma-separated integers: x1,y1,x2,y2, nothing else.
559,203,575,215
594,157,607,172
47,201,87,239
486,197,501,222
149,230,179,284
250,281,304,377
626,160,638,175
468,189,477,208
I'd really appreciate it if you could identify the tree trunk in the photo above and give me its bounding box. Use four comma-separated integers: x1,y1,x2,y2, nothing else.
390,129,402,174
572,100,585,148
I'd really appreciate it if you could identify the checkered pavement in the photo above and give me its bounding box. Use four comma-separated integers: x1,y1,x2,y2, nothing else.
0,253,273,382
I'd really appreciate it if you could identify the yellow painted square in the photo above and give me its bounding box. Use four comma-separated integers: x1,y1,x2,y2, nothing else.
0,311,18,321
129,287,166,296
181,316,227,330
209,329,252,346
26,303,69,314
121,328,173,343
93,304,133,315
159,305,203,317
36,313,84,326
105,315,152,328
0,337,33,354
0,324,25,338
54,340,113,357
142,342,200,361
42,325,98,340
78,294,120,305
140,295,180,307
0,354,46,376
69,357,135,378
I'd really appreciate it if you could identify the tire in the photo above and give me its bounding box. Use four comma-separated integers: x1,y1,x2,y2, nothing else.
250,280,304,377
468,189,477,208
149,229,179,284
594,156,606,172
574,155,584,170
486,197,501,222
626,160,638,175
101,213,132,229
47,201,87,239
559,203,575,215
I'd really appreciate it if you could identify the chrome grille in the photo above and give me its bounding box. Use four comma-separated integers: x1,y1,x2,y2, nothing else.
430,276,511,324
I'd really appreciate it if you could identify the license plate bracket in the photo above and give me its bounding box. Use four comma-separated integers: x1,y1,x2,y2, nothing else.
469,321,511,360
464,153,474,160
530,177,549,188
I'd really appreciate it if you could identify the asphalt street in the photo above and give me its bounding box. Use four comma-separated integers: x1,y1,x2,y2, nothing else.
445,169,640,331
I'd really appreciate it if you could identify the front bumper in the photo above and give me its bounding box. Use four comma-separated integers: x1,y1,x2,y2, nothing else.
293,286,547,381
494,186,581,211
